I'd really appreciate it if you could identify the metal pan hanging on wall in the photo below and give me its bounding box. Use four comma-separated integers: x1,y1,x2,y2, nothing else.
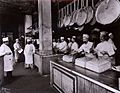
68,10,78,26
85,6,94,24
60,15,66,27
64,15,71,27
60,18,64,27
95,0,120,25
75,8,87,26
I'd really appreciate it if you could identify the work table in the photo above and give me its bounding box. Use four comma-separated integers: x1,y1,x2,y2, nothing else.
50,60,120,93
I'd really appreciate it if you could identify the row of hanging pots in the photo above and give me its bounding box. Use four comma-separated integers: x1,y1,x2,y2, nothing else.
58,0,120,29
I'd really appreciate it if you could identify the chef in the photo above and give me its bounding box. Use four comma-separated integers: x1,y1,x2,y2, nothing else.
70,37,79,54
58,37,67,54
24,39,35,69
74,34,93,64
77,34,93,53
94,31,115,59
67,37,72,52
13,38,22,63
62,37,78,62
0,37,14,77
108,33,117,51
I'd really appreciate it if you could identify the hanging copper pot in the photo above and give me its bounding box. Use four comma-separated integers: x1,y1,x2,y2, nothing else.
64,5,71,27
68,10,78,26
75,8,87,26
95,0,120,25
90,0,102,25
64,15,71,27
60,17,64,27
75,0,87,26
85,7,94,24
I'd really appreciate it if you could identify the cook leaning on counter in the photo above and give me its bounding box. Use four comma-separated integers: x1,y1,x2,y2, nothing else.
72,34,93,63
62,34,93,64
92,31,115,62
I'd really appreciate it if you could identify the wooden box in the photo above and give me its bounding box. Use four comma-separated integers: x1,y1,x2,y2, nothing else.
86,58,111,73
62,55,73,62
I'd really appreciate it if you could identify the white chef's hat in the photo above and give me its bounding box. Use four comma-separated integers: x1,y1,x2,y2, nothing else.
108,33,112,36
27,38,32,42
60,37,64,40
67,38,71,40
93,28,100,32
100,31,108,36
72,36,76,39
2,37,9,42
83,34,89,39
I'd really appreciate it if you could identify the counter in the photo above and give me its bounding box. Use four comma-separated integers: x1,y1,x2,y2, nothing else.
50,60,120,93
34,51,63,75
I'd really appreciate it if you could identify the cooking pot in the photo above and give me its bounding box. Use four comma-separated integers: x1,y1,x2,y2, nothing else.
76,8,87,26
68,10,78,26
64,15,71,27
95,0,120,25
85,6,94,24
60,17,64,27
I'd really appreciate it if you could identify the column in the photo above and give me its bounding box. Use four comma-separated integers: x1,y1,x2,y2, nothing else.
35,0,52,75
38,0,52,55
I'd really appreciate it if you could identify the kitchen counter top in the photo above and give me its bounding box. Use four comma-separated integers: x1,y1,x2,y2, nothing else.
50,59,120,93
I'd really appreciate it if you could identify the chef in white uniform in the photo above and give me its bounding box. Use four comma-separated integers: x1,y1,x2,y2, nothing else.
77,34,93,53
94,32,115,59
74,34,93,64
67,38,72,51
62,37,78,62
108,33,117,51
13,38,21,63
58,37,67,54
24,39,35,69
0,37,14,77
70,37,79,54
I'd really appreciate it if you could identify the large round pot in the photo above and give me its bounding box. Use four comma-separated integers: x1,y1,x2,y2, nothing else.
95,0,120,25
85,6,94,24
68,10,78,26
60,15,66,27
64,15,71,27
76,8,87,26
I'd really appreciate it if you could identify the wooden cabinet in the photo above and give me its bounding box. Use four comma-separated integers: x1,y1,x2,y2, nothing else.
51,67,77,93
53,69,62,89
50,61,119,93
78,76,114,93
62,73,74,93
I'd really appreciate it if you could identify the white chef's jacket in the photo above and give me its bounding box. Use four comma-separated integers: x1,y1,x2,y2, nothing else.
0,44,13,72
71,42,78,51
68,42,72,49
95,41,115,57
13,42,21,60
77,41,93,53
58,41,67,52
108,39,117,51
13,42,21,51
53,42,57,48
24,44,35,64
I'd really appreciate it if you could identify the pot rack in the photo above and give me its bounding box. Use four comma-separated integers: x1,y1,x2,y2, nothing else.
58,0,120,28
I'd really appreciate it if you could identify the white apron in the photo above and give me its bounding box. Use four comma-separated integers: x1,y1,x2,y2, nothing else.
13,42,21,60
0,44,13,72
24,44,35,64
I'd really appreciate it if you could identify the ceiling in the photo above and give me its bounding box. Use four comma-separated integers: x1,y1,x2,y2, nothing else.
0,0,38,15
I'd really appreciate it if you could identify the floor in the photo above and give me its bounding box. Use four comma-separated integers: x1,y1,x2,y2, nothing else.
3,62,58,93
